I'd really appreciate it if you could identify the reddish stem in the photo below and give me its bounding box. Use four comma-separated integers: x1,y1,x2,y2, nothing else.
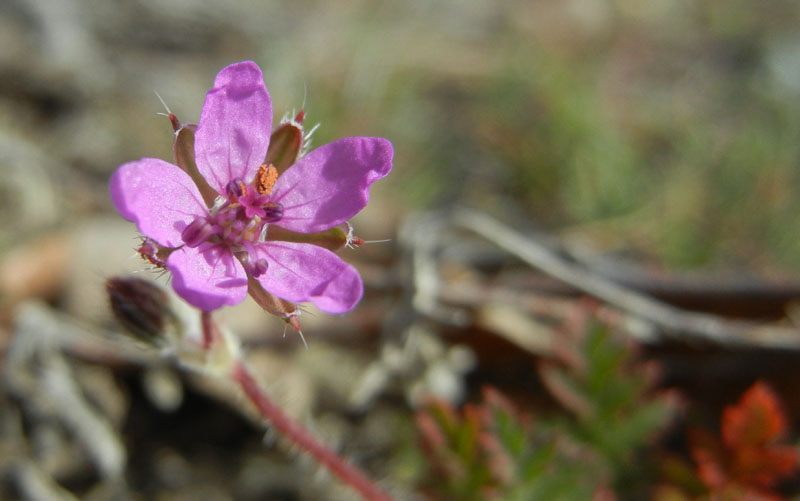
232,361,393,501
200,311,217,350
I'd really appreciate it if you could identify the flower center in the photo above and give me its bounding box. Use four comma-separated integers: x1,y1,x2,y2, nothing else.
181,165,283,254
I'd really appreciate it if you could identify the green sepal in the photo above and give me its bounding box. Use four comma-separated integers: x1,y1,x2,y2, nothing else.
246,276,302,332
266,225,350,252
173,122,218,206
265,114,303,174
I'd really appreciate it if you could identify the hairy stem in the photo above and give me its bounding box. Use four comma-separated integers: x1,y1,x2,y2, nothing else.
200,311,217,349
232,360,393,501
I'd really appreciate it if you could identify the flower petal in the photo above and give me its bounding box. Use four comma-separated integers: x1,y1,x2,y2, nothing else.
252,241,363,314
195,61,272,195
271,137,393,233
167,244,248,311
110,158,208,248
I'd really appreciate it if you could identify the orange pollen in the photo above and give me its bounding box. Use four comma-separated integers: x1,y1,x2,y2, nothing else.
256,164,279,195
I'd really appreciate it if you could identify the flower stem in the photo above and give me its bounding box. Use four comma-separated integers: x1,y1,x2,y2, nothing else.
232,361,393,501
200,311,217,349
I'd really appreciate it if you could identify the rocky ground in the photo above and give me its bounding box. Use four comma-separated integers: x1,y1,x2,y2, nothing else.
3,1,800,500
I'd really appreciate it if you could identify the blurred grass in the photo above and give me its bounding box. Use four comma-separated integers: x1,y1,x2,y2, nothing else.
360,2,800,269
290,0,800,270
2,0,800,270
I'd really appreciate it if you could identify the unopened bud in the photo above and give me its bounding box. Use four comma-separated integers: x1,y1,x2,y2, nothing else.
106,277,178,346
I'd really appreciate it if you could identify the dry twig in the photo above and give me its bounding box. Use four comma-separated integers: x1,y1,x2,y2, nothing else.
451,209,800,349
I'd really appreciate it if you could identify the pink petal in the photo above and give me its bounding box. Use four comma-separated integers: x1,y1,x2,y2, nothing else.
110,158,208,248
271,137,393,233
252,241,363,314
195,61,272,195
167,244,248,311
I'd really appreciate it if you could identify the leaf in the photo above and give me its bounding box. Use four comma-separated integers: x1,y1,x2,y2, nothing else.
723,381,797,488
722,381,786,449
688,427,728,489
538,362,594,419
733,445,798,489
689,381,798,495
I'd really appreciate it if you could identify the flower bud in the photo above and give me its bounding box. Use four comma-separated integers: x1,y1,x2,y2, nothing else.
106,277,177,346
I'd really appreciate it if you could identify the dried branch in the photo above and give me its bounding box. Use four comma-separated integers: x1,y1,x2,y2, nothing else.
452,208,800,349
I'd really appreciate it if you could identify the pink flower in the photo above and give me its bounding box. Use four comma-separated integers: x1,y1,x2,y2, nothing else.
110,61,392,313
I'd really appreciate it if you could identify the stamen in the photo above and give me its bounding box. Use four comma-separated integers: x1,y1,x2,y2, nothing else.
226,178,247,199
255,164,279,195
181,218,214,247
208,196,227,217
257,224,269,242
262,201,283,222
245,258,269,278
242,216,262,241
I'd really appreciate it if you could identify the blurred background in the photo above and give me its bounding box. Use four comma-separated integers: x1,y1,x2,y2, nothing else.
3,0,800,499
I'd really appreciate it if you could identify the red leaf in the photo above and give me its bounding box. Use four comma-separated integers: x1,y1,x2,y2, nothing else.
731,445,798,489
688,427,728,489
716,381,797,489
722,381,786,449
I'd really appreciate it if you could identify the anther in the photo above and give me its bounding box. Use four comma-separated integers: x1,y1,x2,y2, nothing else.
181,218,214,247
263,202,283,222
256,164,279,195
245,258,269,278
226,178,247,199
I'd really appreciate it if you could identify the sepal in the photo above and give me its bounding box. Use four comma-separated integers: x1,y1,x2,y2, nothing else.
171,119,218,206
265,111,304,174
246,276,302,333
266,224,351,252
